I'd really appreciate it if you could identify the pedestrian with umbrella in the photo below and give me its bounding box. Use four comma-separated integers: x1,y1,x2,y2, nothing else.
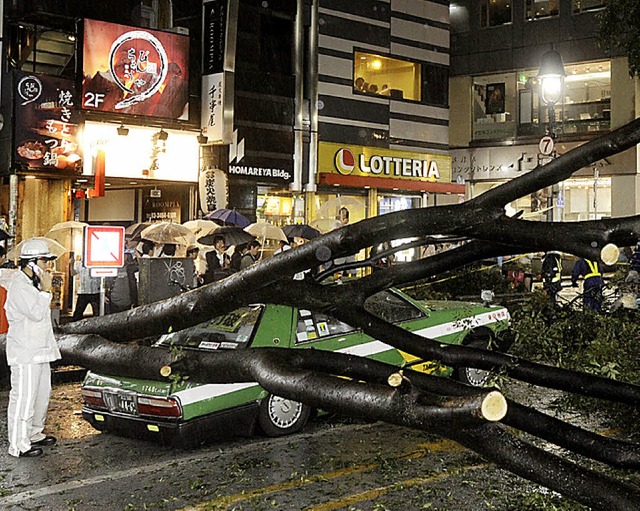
198,228,255,283
141,222,195,257
239,240,262,270
200,234,231,284
244,221,287,259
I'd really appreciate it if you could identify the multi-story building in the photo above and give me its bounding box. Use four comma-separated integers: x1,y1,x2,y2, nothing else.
449,0,638,221
0,0,461,269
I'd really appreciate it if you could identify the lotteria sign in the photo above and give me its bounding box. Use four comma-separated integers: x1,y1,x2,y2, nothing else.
319,142,452,184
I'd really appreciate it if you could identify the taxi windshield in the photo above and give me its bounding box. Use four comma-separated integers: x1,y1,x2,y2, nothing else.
154,305,263,351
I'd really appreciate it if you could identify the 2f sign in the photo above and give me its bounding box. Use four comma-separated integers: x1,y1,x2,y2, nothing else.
84,92,105,109
539,136,555,156
84,225,125,267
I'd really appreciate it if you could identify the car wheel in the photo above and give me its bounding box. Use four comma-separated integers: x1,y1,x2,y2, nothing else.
456,332,493,387
258,394,311,437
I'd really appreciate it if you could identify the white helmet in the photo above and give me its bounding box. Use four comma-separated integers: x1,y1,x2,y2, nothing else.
20,239,56,260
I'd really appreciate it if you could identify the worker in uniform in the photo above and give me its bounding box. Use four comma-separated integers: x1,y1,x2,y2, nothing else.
4,239,60,457
571,258,605,312
541,251,563,302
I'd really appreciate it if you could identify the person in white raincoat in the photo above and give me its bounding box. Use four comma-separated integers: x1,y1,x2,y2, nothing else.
4,239,61,457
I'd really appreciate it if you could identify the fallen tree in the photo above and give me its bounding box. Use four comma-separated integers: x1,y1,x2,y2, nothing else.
6,117,640,509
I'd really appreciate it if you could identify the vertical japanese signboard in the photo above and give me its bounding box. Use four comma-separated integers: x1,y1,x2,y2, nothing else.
201,0,238,143
13,71,83,172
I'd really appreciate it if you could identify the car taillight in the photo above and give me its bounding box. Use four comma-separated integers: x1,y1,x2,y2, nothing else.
82,388,106,408
137,396,182,418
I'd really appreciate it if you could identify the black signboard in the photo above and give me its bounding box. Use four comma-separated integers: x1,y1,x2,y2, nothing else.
203,0,228,75
14,71,83,173
142,188,183,223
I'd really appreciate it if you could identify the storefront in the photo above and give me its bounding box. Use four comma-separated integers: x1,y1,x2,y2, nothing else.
471,60,612,142
451,140,636,221
316,142,463,263
80,121,200,225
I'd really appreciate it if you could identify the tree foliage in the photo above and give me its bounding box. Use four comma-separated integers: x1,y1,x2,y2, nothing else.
597,0,640,77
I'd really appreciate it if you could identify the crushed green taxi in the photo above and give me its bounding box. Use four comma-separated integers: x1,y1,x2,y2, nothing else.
81,288,510,447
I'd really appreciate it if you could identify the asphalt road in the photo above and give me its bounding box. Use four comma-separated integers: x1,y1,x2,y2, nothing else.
0,383,573,511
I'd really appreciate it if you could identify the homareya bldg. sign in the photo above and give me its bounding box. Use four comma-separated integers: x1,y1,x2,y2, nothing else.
318,142,459,193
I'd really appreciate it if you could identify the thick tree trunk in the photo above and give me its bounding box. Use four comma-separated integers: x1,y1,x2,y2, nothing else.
31,117,640,508
53,333,640,510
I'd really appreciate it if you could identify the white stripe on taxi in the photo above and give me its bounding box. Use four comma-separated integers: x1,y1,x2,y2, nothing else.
173,382,259,406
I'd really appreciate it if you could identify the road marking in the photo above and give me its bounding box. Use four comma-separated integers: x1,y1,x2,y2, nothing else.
178,438,468,511
305,464,489,511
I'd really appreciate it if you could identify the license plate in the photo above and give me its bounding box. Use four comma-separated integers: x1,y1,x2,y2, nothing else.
112,393,138,415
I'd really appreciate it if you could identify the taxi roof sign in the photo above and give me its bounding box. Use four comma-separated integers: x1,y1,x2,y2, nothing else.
84,225,125,267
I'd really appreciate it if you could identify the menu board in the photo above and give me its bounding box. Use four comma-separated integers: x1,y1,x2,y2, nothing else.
81,19,190,120
14,71,83,172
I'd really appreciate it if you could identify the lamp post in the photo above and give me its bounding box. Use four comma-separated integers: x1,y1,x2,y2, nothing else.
538,50,565,221
538,49,566,139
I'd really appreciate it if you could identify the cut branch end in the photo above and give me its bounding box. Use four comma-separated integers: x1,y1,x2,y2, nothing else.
481,391,508,422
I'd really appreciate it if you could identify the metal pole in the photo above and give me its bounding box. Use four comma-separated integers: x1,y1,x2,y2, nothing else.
546,104,555,222
99,277,105,316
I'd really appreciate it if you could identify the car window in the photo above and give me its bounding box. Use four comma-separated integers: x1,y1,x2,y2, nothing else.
295,309,357,345
155,305,263,351
364,290,426,323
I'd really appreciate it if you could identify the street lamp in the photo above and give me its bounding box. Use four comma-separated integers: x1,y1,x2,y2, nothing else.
538,50,565,222
538,50,566,138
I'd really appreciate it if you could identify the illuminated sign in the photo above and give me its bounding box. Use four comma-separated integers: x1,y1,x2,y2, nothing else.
319,142,452,183
13,71,83,173
82,19,190,120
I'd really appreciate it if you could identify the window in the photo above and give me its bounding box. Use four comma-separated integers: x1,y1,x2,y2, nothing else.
422,63,449,107
472,73,517,140
572,0,606,13
514,60,611,137
295,309,356,344
526,0,559,19
354,51,421,101
364,290,426,323
481,0,512,27
156,306,263,350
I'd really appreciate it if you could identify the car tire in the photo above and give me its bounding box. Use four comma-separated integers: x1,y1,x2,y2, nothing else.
258,394,311,437
456,332,493,387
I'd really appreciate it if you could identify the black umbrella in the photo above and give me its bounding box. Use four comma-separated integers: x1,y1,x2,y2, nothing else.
282,224,321,240
198,226,255,247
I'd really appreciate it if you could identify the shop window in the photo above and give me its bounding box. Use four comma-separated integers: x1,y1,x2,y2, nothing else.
572,0,606,13
481,0,512,27
354,51,421,101
526,0,559,19
513,60,611,137
377,194,422,262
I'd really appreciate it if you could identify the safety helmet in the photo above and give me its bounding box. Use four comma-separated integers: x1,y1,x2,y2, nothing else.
20,239,56,260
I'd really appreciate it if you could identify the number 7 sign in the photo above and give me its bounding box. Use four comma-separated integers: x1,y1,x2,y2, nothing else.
538,136,555,156
84,225,125,267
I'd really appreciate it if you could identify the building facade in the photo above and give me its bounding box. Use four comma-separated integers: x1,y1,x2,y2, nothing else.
449,0,639,221
1,0,461,267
